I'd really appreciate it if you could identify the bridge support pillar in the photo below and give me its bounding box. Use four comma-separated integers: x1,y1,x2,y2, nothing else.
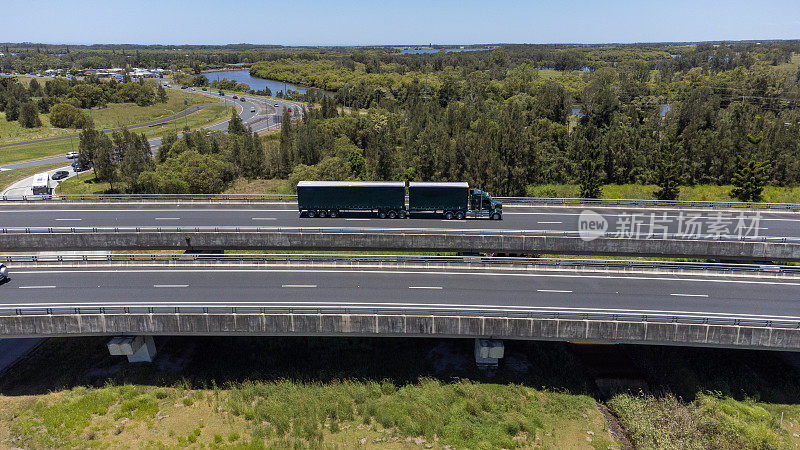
107,336,157,363
474,338,504,368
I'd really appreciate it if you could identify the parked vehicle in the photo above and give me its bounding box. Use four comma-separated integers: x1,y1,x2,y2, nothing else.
32,173,52,195
0,264,8,282
297,181,502,219
71,160,91,172
51,170,69,180
66,151,79,159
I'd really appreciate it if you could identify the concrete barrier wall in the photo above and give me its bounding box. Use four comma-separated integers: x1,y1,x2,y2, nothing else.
1,231,799,260
1,312,799,351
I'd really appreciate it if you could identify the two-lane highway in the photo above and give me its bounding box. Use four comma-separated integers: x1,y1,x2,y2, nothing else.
3,264,800,321
1,204,799,239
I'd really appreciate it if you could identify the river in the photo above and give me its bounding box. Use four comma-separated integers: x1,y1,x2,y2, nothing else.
203,70,316,95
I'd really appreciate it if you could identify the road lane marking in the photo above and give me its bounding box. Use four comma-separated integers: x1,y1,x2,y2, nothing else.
14,269,800,286
537,221,563,224
345,218,371,221
18,286,56,289
55,218,82,221
154,284,188,288
409,286,443,290
251,217,277,220
154,217,180,220
537,289,572,293
282,284,317,288
670,293,709,297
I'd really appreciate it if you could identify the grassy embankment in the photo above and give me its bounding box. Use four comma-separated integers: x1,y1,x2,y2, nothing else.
0,337,616,449
0,161,69,191
4,337,800,448
0,104,231,170
0,88,217,145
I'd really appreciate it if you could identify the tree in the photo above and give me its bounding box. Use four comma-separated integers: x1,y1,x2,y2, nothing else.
119,132,154,192
654,153,682,201
157,84,167,103
227,111,248,135
4,98,19,122
18,102,42,128
277,109,293,177
49,103,89,128
92,136,119,192
730,156,771,202
27,78,42,96
575,136,604,199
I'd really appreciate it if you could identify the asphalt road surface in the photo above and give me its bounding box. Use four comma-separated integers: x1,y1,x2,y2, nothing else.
0,204,798,239
2,265,799,321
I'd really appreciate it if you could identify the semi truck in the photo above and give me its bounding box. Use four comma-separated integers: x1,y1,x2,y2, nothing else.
296,181,502,219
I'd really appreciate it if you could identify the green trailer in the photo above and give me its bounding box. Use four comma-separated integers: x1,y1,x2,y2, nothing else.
297,181,406,218
409,182,503,220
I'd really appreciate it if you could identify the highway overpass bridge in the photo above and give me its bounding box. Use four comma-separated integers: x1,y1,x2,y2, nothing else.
1,197,799,260
2,255,800,364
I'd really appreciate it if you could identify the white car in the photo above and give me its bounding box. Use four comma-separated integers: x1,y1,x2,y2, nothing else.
274,103,279,107
66,151,79,159
0,264,8,282
250,107,256,112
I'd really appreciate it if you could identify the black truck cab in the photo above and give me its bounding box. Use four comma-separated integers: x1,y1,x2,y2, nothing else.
469,188,503,220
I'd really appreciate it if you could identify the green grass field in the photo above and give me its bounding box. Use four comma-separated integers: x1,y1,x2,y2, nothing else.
0,88,220,145
0,104,231,167
0,161,69,191
527,183,800,203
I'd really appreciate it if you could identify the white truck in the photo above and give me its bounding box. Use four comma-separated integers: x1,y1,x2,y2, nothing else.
31,172,52,196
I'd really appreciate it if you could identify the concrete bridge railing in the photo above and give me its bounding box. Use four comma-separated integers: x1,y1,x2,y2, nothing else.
2,306,800,352
1,227,799,260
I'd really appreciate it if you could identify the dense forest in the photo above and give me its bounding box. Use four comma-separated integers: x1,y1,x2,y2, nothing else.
30,42,799,199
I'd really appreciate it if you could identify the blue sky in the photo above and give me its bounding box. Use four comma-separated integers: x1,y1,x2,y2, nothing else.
4,0,800,45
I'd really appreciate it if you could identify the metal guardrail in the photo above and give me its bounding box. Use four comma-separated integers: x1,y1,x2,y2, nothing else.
2,193,800,210
0,303,797,329
2,253,799,274
1,225,798,243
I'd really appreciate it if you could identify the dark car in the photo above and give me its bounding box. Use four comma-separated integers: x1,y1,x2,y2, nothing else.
219,91,224,96
71,161,91,172
51,170,69,180
240,97,246,102
232,95,238,99
180,85,188,89
201,88,207,91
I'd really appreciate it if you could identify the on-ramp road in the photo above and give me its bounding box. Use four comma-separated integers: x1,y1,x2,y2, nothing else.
0,83,303,171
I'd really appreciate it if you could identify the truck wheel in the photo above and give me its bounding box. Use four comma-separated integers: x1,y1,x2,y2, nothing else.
388,210,397,219
307,210,317,218
378,211,387,219
455,210,465,220
491,212,502,220
444,211,454,220
399,210,408,219
329,210,339,218
318,210,328,218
